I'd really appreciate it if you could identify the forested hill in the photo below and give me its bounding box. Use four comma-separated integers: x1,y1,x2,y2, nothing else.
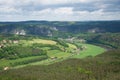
0,21,120,36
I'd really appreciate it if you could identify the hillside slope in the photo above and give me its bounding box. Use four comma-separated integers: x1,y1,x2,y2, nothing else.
0,49,119,80
0,21,120,37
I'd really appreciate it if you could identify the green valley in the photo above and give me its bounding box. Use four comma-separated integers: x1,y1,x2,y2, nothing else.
0,37,105,69
0,21,120,80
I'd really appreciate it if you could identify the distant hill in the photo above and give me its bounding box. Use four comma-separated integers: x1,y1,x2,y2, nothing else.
0,21,120,36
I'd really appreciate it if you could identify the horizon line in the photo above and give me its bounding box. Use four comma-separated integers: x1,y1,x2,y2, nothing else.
0,20,120,23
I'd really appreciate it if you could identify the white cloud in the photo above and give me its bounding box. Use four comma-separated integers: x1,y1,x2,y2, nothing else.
27,7,120,21
0,0,97,6
26,7,74,18
0,6,22,15
0,0,120,21
31,7,74,20
33,0,98,5
54,7,73,15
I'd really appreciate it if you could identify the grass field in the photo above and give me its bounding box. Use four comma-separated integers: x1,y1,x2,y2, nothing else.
67,43,77,49
13,50,71,68
47,50,70,58
20,39,56,46
0,56,46,68
72,43,106,58
12,43,105,69
0,38,106,69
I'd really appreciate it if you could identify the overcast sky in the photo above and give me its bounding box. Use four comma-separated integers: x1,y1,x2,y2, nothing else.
0,0,120,21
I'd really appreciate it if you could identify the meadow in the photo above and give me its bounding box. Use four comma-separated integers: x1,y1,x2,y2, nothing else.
0,38,106,70
72,43,106,58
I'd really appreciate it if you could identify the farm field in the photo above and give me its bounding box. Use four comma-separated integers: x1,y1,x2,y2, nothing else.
0,38,76,69
12,43,106,69
0,38,106,70
0,56,47,69
72,43,106,58
19,39,57,46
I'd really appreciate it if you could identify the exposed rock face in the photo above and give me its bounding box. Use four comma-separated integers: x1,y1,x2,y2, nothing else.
50,27,58,31
14,29,26,35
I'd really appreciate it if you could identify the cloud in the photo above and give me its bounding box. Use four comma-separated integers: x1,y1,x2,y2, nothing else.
0,0,120,21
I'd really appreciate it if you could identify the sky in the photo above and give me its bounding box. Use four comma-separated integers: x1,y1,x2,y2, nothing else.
0,0,120,21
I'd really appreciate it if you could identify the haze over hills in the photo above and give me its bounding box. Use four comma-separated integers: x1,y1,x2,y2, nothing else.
0,21,120,36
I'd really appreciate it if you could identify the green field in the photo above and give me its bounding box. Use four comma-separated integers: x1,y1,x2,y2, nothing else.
72,43,106,58
47,50,70,58
0,38,106,69
13,43,106,69
0,56,47,68
12,47,74,68
67,43,77,49
19,39,56,46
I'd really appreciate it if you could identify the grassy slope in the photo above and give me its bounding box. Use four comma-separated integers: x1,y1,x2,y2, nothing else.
0,56,46,68
47,50,70,58
0,39,74,68
67,43,77,49
13,43,105,68
0,38,105,69
72,43,106,58
0,49,119,80
19,39,56,46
